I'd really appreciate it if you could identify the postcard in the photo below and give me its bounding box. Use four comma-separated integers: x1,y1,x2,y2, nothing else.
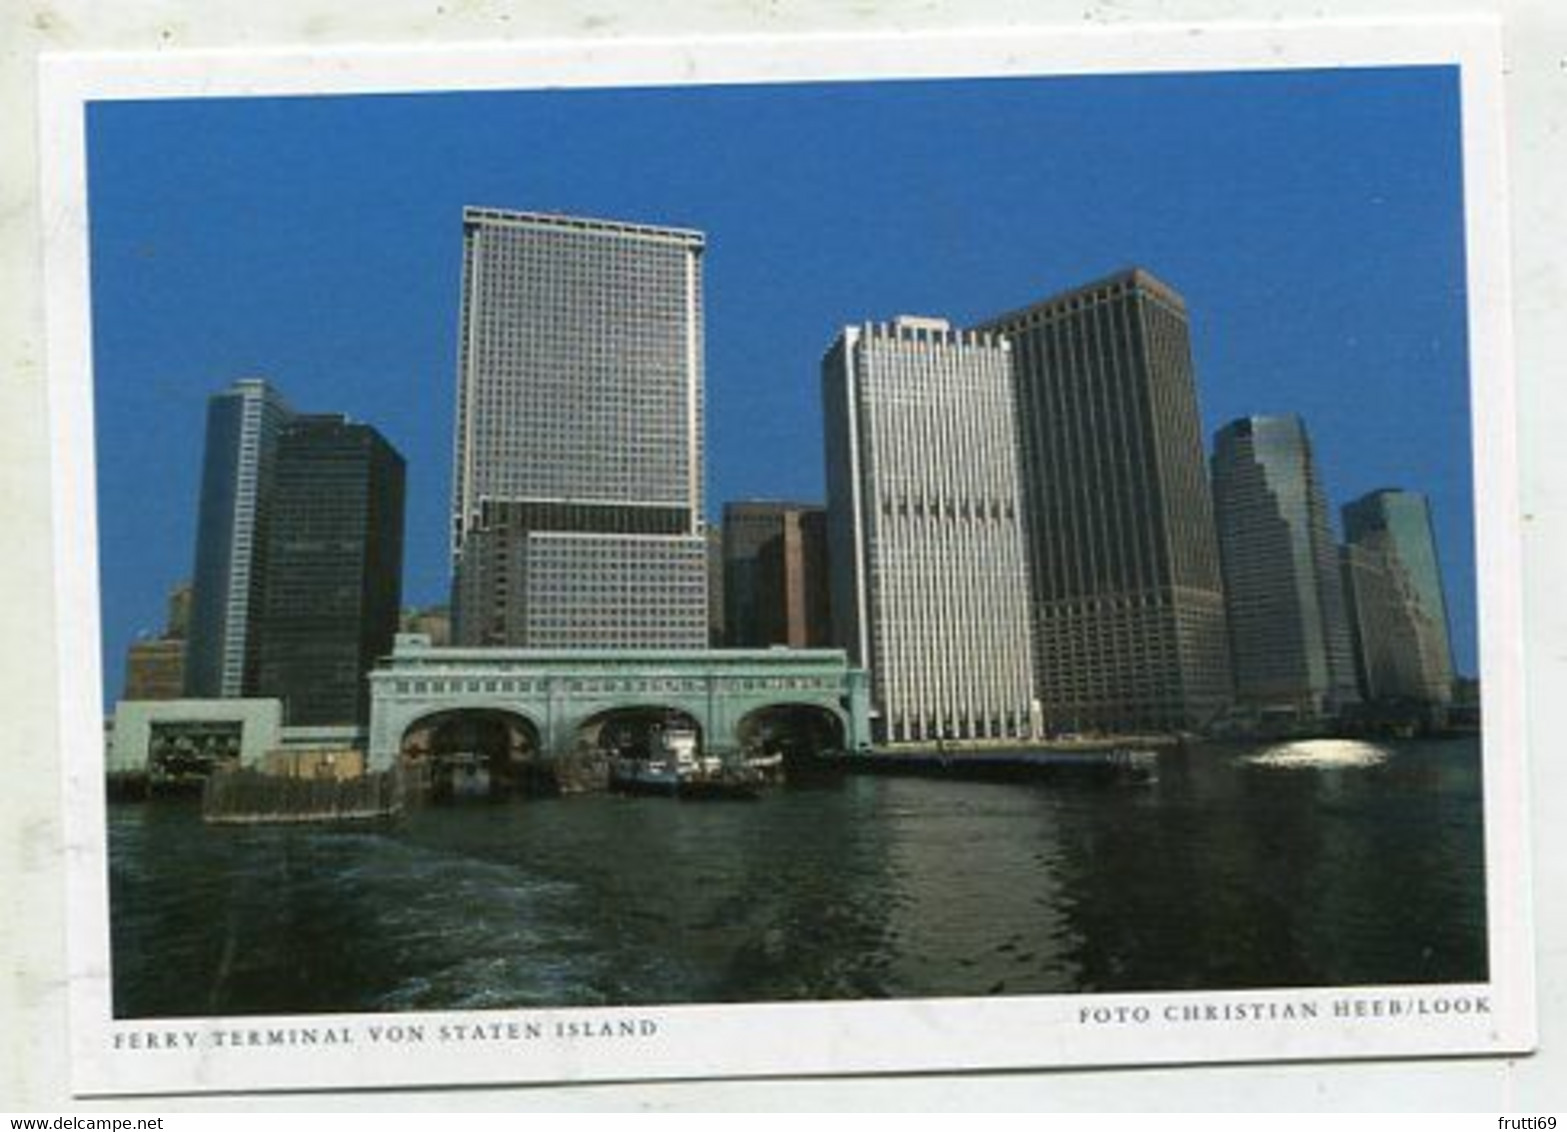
39,15,1533,1096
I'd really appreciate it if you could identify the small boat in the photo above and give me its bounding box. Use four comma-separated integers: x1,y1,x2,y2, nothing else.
607,722,695,795
741,750,786,784
608,725,763,801
608,755,683,796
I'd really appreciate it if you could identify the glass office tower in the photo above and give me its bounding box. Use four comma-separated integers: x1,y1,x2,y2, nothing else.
255,415,406,726
1211,415,1358,720
184,378,294,698
449,208,708,648
1342,488,1455,704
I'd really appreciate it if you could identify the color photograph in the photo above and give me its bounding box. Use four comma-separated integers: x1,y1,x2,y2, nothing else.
41,21,1531,1094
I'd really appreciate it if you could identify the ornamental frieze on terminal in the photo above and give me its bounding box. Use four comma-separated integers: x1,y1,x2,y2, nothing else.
384,670,843,699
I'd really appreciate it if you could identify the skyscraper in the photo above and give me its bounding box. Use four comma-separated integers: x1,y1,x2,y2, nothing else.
450,207,708,648
184,378,294,698
823,316,1036,745
1342,488,1455,704
400,604,452,647
123,580,192,701
1211,415,1358,720
165,581,192,639
1339,542,1433,703
722,501,831,648
705,526,726,647
254,415,405,726
977,269,1232,734
123,638,185,701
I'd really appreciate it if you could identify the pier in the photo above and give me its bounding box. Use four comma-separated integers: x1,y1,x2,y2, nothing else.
831,744,1169,784
201,767,405,825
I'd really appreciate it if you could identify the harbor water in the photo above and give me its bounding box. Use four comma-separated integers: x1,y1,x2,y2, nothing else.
107,736,1486,1019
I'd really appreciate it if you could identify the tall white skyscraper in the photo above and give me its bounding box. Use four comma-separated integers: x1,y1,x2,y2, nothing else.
822,316,1037,745
450,208,708,648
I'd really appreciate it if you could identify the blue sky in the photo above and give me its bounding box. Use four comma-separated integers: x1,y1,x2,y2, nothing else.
88,65,1475,697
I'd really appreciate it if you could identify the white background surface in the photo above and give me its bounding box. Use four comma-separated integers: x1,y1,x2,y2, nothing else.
2,0,1564,1112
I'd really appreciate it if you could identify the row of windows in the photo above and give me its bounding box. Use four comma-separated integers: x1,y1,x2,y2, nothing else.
883,712,1030,743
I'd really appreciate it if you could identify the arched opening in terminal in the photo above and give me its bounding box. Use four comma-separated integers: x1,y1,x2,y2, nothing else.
399,709,548,800
575,706,704,762
736,703,845,760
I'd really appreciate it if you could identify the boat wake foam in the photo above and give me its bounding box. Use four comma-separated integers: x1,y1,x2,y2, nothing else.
1243,739,1392,770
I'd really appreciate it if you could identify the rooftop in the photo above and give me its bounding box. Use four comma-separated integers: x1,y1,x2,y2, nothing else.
975,267,1187,331
462,205,706,247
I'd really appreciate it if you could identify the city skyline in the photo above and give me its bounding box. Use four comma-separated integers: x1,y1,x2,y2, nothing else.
88,66,1475,700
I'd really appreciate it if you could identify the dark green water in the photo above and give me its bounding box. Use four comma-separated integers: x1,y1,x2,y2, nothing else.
108,736,1486,1018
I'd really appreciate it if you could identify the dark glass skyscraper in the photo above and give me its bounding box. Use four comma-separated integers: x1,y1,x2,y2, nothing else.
1211,415,1358,719
254,415,406,725
1340,542,1433,704
1342,488,1455,704
184,378,294,698
977,269,1232,734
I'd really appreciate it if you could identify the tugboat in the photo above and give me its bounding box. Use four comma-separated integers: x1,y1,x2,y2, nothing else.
609,723,762,800
608,724,695,796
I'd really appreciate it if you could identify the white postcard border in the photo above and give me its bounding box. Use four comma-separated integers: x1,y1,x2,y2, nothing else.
39,17,1534,1097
